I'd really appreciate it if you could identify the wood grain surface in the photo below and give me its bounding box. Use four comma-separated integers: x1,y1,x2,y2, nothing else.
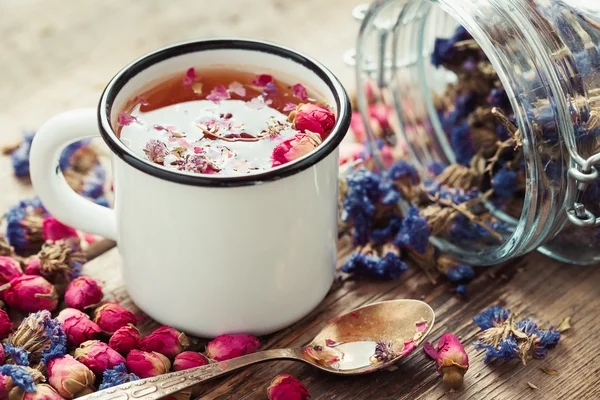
2,1,599,399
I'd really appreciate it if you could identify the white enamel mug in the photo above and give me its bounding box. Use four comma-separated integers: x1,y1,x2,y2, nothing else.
29,39,351,337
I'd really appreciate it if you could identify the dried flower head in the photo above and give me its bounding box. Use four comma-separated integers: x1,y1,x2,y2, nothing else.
373,341,397,362
143,139,169,164
139,326,189,359
47,355,95,398
41,217,78,242
24,257,41,276
206,334,260,361
37,239,86,284
74,340,126,375
341,243,407,280
289,103,335,138
125,350,170,379
5,198,48,255
0,256,23,289
2,275,59,312
393,206,431,254
9,310,66,366
93,303,137,334
56,308,101,348
0,365,37,394
267,374,311,400
271,132,321,167
64,276,103,310
173,352,209,371
98,363,139,390
108,324,140,356
424,333,469,390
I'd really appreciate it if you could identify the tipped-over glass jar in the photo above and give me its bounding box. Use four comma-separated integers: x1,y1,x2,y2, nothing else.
348,0,600,265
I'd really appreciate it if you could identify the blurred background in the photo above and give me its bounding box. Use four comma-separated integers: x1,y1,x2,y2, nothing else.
0,0,364,137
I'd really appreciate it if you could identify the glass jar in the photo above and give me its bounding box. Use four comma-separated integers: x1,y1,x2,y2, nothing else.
347,0,600,265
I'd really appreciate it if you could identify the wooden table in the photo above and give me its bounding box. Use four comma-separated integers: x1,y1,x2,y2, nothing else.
2,1,599,399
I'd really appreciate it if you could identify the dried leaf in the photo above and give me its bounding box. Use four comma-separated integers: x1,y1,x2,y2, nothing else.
527,382,538,390
541,367,558,376
556,317,572,333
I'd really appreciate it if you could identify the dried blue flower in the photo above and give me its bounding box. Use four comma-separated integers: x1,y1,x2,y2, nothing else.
5,198,48,254
99,363,140,390
393,206,430,254
427,161,446,177
81,163,106,199
491,168,517,200
473,305,511,330
431,26,472,67
446,264,475,283
450,122,474,166
474,337,520,363
4,344,30,366
370,214,403,245
535,328,560,349
0,365,36,393
387,160,418,183
59,140,91,171
488,88,510,111
449,215,508,241
92,196,110,208
378,179,401,206
456,284,468,296
515,319,539,335
341,246,407,280
41,315,67,365
342,168,382,246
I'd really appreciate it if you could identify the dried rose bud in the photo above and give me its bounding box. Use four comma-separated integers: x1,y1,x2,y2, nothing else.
206,334,260,361
139,326,189,359
93,303,137,334
47,355,95,398
267,374,311,400
2,275,58,312
56,308,101,347
0,343,4,365
74,340,126,375
37,239,86,284
173,352,209,371
271,132,321,168
0,309,12,339
11,383,63,400
0,371,11,398
289,103,335,138
423,333,469,390
0,256,23,286
64,276,103,310
41,217,78,242
108,324,140,355
125,350,171,379
24,257,41,275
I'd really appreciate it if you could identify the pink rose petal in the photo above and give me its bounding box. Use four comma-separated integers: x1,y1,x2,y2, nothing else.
137,96,149,106
207,85,231,102
228,81,246,97
292,83,308,101
283,103,297,112
247,96,268,110
193,147,203,154
251,74,273,87
118,113,138,127
183,68,197,88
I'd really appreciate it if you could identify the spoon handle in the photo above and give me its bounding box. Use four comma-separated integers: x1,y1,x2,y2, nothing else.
79,348,303,400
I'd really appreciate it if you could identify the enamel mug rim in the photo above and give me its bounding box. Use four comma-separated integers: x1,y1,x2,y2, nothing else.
98,38,351,187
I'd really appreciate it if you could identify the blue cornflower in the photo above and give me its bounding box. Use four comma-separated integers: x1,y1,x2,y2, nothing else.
446,264,475,283
393,206,430,254
473,305,511,330
450,122,474,166
342,168,383,246
387,160,418,183
515,319,539,335
427,161,446,177
81,163,106,199
341,252,379,277
379,179,401,206
4,344,30,366
532,328,561,359
5,198,48,254
341,247,407,280
0,365,36,392
59,140,91,170
492,168,518,200
377,251,409,280
474,337,520,363
370,214,403,245
41,315,67,365
99,363,140,390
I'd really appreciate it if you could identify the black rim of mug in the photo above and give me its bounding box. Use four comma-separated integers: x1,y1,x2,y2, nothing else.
97,38,351,187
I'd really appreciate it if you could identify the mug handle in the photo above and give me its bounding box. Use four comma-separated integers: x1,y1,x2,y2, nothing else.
29,108,118,240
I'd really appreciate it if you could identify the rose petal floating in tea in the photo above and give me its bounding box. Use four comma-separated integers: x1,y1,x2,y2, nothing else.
47,354,95,399
251,74,273,87
173,352,209,371
74,340,126,375
125,350,171,379
292,83,308,101
117,113,138,127
206,85,231,102
267,374,310,400
228,81,246,97
206,334,260,362
283,102,297,112
56,308,101,348
139,326,189,359
183,68,197,88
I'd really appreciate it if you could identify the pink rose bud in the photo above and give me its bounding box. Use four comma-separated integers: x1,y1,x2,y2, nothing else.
93,303,137,334
108,324,140,355
423,333,469,390
368,104,392,132
267,374,311,400
0,342,4,365
47,355,95,398
0,257,23,299
17,384,64,400
74,340,126,375
56,308,101,347
0,308,13,339
206,334,260,361
173,352,209,371
290,103,335,138
139,326,189,359
42,217,79,242
271,133,321,168
24,257,41,275
2,275,58,312
64,276,103,310
126,350,171,378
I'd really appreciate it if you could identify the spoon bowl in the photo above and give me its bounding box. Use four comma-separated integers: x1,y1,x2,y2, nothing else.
80,299,434,400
